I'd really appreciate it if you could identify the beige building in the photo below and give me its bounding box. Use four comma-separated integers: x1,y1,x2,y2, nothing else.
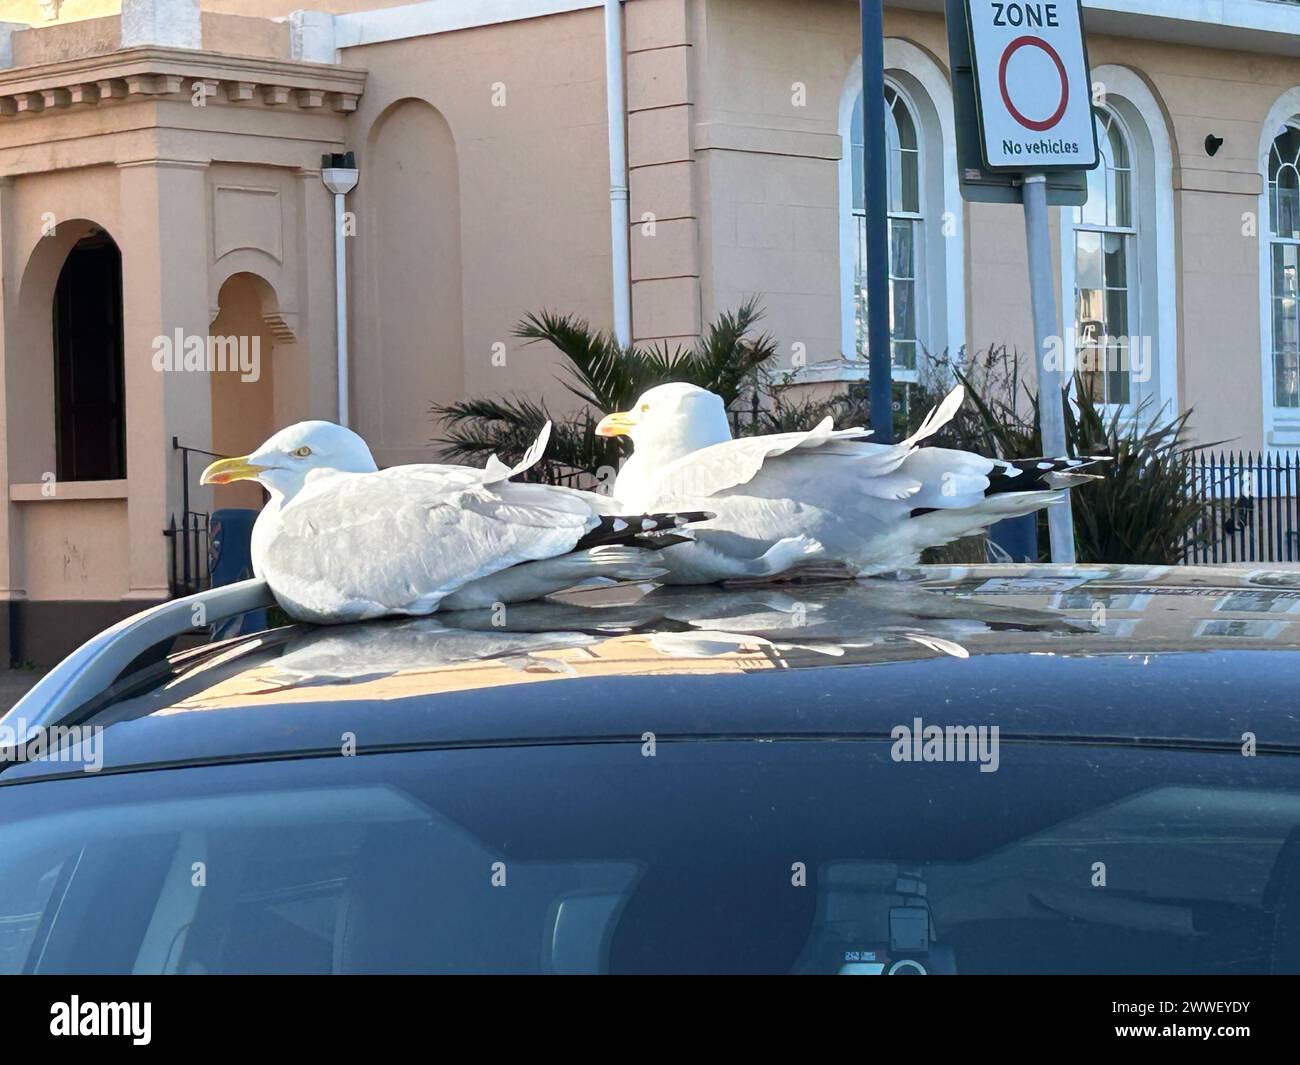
2,0,1300,662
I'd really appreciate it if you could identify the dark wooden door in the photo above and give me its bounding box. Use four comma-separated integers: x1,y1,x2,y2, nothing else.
53,233,126,481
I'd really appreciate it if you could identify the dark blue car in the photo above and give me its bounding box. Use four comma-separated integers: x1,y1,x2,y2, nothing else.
1,565,1298,974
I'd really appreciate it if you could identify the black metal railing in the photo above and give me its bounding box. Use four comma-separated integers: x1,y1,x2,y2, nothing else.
728,391,762,436
165,437,224,597
1182,450,1300,564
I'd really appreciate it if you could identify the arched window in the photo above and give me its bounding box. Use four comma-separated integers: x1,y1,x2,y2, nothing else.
1072,108,1135,407
53,230,125,480
1268,123,1300,411
850,84,923,373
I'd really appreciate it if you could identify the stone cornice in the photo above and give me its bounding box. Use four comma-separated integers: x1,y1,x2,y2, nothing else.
0,46,365,117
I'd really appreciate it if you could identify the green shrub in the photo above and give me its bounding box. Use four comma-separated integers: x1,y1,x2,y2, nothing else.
919,345,1217,565
433,298,777,482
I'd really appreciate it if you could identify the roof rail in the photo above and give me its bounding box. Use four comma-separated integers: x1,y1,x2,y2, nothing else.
1,578,277,744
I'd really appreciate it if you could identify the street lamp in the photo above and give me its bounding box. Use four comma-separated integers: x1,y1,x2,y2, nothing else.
321,151,359,426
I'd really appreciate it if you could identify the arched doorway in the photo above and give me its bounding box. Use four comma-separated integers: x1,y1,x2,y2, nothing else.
52,229,126,481
209,272,279,510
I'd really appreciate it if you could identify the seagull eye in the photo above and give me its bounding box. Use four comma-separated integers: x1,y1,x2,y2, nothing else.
291,446,312,458
640,403,650,413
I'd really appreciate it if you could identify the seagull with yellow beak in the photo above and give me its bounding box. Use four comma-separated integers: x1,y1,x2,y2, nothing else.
201,420,706,622
594,382,1103,583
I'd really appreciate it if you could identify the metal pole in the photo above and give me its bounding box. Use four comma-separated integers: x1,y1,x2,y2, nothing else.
1022,172,1076,563
861,0,892,442
604,0,632,348
334,189,350,427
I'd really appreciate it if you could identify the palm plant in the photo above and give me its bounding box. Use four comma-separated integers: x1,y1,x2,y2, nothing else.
433,298,778,482
1061,384,1218,565
935,347,1217,564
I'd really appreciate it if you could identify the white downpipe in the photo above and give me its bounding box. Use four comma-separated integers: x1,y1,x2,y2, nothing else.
604,0,632,348
333,190,350,426
322,160,359,425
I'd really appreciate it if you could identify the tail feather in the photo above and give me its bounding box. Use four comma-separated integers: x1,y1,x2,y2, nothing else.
438,545,668,610
852,490,1065,575
905,490,1064,555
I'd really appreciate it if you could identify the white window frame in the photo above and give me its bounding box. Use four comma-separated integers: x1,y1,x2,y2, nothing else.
1258,88,1300,451
849,85,925,379
1059,65,1178,427
838,39,964,379
1265,119,1300,437
1071,106,1140,412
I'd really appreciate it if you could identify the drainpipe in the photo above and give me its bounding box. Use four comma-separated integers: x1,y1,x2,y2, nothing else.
604,0,632,348
321,153,359,426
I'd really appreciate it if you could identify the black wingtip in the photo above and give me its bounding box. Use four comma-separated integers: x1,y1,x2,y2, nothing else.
574,511,713,552
986,455,1111,495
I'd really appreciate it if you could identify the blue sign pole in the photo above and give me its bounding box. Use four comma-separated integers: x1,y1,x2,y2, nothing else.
861,0,893,442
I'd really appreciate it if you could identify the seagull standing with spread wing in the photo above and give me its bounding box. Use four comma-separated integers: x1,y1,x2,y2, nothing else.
200,421,705,622
595,382,1103,583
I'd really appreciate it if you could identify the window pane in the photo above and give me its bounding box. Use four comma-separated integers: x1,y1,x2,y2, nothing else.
899,150,920,214
890,279,914,341
889,220,917,368
892,94,920,214
1276,350,1300,409
1077,111,1131,230
1075,230,1103,291
890,218,914,278
886,106,903,214
854,214,867,358
1107,338,1130,406
1274,244,1300,408
1077,288,1104,343
892,338,917,371
1106,115,1130,170
892,92,918,152
1103,232,1127,288
1270,127,1300,236
1105,284,1129,340
1104,119,1131,228
1076,226,1134,407
851,94,865,213
1109,167,1132,229
1277,167,1300,241
1079,161,1107,227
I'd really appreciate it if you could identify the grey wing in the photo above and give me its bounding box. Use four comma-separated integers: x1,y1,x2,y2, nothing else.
640,419,852,505
260,470,595,621
639,385,969,509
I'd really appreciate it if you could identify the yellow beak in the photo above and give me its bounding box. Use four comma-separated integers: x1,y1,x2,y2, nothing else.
596,411,638,438
199,455,267,486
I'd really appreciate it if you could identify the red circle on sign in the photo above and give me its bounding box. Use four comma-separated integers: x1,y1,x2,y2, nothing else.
998,35,1069,132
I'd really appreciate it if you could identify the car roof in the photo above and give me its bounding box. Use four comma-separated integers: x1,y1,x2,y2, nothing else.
5,564,1300,782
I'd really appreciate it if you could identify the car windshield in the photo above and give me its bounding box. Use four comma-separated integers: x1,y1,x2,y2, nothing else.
1,740,1297,974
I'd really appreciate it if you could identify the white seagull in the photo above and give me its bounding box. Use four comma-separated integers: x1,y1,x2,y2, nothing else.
594,382,1103,583
200,421,704,623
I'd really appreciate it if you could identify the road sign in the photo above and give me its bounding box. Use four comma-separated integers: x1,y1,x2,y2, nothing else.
944,0,1085,205
964,0,1098,172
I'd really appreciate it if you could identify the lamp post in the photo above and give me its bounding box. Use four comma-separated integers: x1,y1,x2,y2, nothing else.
861,0,892,442
321,152,359,426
